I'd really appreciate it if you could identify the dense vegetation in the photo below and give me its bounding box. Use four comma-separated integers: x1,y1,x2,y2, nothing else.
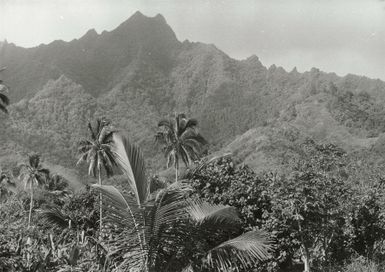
1,112,385,271
2,11,385,272
189,141,385,272
0,116,275,272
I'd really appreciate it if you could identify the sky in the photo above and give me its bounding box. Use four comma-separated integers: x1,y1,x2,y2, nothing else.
1,0,385,80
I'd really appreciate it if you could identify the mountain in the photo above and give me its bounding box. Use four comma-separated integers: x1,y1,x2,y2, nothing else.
1,11,385,179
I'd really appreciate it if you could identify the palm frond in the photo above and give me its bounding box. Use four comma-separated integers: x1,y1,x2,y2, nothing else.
35,174,48,186
101,149,116,177
152,187,191,233
179,145,193,167
76,152,88,166
38,168,50,177
92,184,139,228
87,121,97,140
112,132,148,206
100,129,114,144
182,132,208,146
158,119,174,131
146,185,193,269
187,200,240,227
0,103,8,114
29,154,40,169
185,119,198,129
92,184,147,269
206,230,273,271
0,93,9,105
40,207,73,230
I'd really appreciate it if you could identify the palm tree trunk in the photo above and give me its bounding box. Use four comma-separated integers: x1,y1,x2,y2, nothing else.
98,168,103,239
175,166,178,183
28,182,33,228
302,245,311,272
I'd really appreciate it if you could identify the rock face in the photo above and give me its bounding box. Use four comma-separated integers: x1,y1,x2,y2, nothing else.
1,12,385,175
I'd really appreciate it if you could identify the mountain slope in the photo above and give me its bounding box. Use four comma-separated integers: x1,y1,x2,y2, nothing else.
1,12,385,177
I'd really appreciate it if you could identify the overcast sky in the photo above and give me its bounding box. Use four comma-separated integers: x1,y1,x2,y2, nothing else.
1,0,384,80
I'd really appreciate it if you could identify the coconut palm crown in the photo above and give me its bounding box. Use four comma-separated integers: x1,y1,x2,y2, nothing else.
77,118,117,234
77,118,116,177
156,113,208,182
19,154,50,227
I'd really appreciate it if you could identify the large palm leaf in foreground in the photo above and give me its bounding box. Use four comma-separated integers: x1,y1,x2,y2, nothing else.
19,154,50,227
93,132,272,272
156,113,207,183
77,118,117,234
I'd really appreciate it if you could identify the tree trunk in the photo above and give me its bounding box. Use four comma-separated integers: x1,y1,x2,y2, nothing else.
302,245,311,272
175,166,178,183
98,169,103,240
28,182,33,228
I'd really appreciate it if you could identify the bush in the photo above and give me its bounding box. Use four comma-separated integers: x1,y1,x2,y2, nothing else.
188,141,385,272
342,257,380,272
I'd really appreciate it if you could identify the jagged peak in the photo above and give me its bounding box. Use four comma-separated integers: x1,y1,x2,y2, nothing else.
131,10,146,19
247,55,259,61
154,13,166,23
81,28,98,40
244,55,264,66
290,67,299,74
119,11,166,27
112,11,179,43
267,64,287,75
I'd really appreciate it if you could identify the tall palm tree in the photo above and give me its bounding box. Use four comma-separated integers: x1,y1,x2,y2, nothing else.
0,67,10,114
77,118,116,235
94,132,272,272
19,154,50,228
156,113,208,183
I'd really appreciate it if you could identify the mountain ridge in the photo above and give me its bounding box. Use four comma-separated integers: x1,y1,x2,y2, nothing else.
1,12,385,178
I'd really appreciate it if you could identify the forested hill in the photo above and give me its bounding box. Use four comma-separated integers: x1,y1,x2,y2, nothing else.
1,11,385,176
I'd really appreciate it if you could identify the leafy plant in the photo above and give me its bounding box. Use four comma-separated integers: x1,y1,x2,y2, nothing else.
77,118,117,235
19,154,50,228
94,132,272,271
156,113,207,183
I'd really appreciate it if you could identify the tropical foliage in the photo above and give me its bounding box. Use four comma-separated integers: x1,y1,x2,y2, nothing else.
94,132,272,272
189,141,385,272
2,114,385,272
77,118,117,233
156,113,207,182
19,154,50,227
3,14,385,272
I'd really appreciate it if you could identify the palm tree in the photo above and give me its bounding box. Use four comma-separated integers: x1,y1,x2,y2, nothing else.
93,132,272,272
156,113,208,183
77,118,116,236
19,154,50,228
0,67,10,114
